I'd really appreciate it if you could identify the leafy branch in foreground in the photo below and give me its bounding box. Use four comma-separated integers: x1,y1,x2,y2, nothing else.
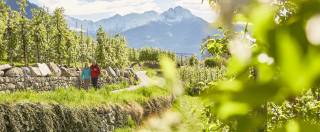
201,0,320,131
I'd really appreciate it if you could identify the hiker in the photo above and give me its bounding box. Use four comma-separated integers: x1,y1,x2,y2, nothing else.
90,61,101,88
81,63,91,90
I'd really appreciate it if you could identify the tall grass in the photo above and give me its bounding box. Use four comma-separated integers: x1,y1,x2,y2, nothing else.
137,95,227,132
0,84,170,107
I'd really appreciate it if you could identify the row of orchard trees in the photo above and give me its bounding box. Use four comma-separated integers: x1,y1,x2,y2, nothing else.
0,0,129,68
0,0,95,66
128,48,176,63
95,27,129,68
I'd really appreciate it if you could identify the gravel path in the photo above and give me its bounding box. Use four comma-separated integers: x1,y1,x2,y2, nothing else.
111,71,149,93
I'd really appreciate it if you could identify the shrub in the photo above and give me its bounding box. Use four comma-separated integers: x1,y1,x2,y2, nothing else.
138,48,176,63
179,66,225,95
186,82,206,96
204,56,225,68
204,58,216,68
188,55,199,66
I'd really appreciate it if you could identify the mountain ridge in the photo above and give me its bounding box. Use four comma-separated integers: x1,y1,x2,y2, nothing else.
5,0,39,18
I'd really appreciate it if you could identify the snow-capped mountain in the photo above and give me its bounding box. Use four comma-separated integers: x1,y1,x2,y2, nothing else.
160,6,193,23
67,6,218,54
123,6,218,54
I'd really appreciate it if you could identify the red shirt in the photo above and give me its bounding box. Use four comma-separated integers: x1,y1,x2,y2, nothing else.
90,64,100,78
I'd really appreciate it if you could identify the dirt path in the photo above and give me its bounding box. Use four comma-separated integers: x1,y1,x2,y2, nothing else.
111,71,150,93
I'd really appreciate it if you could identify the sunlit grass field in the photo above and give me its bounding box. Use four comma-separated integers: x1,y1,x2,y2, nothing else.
0,84,170,107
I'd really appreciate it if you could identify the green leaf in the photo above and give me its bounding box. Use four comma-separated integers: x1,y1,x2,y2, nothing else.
277,30,308,94
251,5,275,45
160,56,183,96
286,120,300,132
218,80,243,92
217,101,249,120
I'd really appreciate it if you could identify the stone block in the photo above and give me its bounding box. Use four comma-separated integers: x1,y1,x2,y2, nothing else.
7,83,16,90
29,67,42,77
107,67,117,78
0,71,4,77
0,64,12,71
127,68,134,75
61,67,79,77
21,67,31,77
61,67,71,77
4,77,9,83
0,84,5,90
48,62,61,76
123,71,130,78
69,68,79,77
37,63,52,77
5,67,24,77
114,68,121,76
17,82,24,88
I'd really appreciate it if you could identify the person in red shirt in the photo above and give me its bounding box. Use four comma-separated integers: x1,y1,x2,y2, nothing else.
90,61,101,88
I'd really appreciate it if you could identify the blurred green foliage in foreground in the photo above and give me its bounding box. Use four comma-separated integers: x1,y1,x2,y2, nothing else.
200,0,320,131
140,0,320,131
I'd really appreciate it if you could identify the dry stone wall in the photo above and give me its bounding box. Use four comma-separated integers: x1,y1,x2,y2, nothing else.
0,63,138,92
0,96,174,132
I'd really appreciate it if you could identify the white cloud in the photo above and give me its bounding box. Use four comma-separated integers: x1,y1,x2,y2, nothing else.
30,0,216,22
33,0,160,15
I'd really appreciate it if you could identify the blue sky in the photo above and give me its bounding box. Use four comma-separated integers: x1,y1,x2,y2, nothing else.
28,0,216,22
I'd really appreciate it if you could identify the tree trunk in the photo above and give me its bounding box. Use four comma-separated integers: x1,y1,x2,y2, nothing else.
21,17,28,66
36,39,40,63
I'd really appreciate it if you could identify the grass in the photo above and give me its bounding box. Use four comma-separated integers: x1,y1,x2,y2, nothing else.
0,84,170,107
104,82,130,91
171,95,211,132
0,60,35,67
145,68,159,78
114,127,134,132
137,95,226,132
